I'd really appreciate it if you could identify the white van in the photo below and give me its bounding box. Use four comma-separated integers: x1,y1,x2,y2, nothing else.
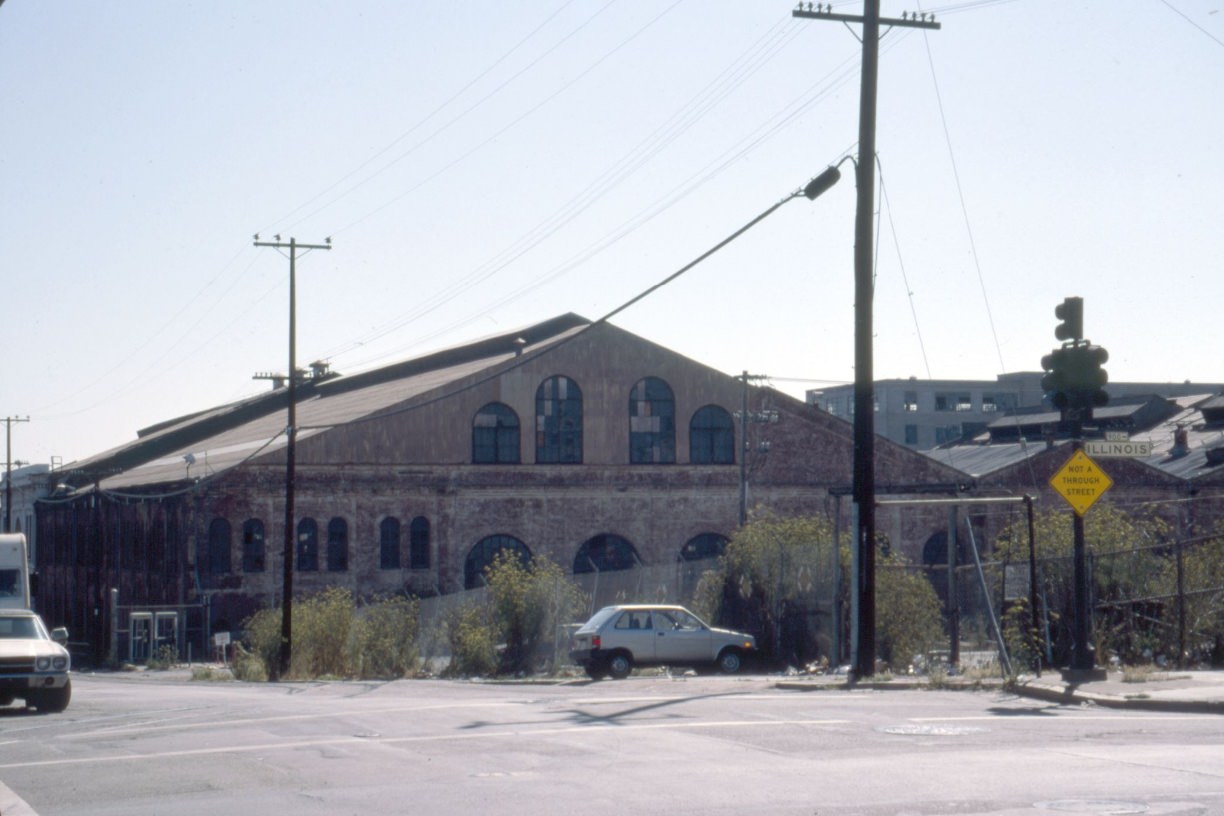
0,534,31,610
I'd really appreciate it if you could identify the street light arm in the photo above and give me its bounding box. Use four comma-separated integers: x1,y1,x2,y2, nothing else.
598,168,843,327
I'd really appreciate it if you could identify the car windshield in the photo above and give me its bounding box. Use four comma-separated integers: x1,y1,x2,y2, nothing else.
0,617,40,639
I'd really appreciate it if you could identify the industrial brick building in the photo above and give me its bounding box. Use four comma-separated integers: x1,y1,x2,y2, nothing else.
34,314,968,664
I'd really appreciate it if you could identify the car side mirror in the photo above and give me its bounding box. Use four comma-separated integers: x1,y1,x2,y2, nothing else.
51,627,69,645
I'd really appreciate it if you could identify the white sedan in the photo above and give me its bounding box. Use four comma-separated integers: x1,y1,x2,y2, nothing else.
0,609,72,713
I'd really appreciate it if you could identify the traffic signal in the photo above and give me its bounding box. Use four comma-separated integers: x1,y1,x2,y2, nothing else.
1055,296,1083,343
1043,343,1109,419
1041,347,1070,410
1066,344,1110,411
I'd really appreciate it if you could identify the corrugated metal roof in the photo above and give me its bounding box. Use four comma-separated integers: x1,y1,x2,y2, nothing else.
60,314,590,493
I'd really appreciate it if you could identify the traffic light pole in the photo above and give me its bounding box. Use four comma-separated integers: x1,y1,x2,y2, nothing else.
1069,427,1095,673
1043,296,1106,677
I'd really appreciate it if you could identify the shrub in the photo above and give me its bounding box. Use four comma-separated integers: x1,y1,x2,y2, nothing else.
440,553,583,678
145,643,179,671
236,588,421,681
350,594,420,679
875,554,945,671
290,587,354,678
443,602,499,678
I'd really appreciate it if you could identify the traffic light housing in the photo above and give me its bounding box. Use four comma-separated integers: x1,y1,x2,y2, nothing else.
1042,343,1109,419
1041,347,1070,410
1055,296,1083,343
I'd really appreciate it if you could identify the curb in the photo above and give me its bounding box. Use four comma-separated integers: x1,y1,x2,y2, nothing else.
1013,681,1224,715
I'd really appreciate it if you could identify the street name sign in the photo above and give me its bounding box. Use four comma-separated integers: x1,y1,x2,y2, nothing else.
1049,449,1113,516
1084,439,1153,457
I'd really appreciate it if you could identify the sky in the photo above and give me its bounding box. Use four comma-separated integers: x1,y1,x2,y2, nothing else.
2,1,1222,469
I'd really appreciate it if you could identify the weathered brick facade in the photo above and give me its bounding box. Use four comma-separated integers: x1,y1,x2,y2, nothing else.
36,318,968,660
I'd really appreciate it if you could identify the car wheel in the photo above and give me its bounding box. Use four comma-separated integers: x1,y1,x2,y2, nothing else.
32,678,71,713
584,662,605,681
608,652,633,680
717,649,743,674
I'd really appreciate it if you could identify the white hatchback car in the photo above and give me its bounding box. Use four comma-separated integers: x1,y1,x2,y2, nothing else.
569,604,756,680
0,609,72,713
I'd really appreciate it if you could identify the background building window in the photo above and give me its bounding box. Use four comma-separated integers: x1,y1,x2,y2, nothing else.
904,425,919,446
473,402,520,464
297,518,318,572
690,405,734,464
410,516,431,570
327,517,348,572
536,375,582,463
379,517,401,570
629,377,676,464
242,519,265,573
573,533,640,574
904,391,919,412
679,533,728,562
465,535,531,589
207,518,232,575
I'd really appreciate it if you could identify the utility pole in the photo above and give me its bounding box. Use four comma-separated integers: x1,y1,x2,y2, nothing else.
3,416,30,533
253,235,332,679
735,372,779,526
793,2,940,680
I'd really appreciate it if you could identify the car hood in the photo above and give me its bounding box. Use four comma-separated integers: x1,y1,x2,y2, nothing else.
0,640,67,659
710,626,756,644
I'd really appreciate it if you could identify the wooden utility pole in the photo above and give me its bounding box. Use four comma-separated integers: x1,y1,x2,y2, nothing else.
253,236,332,679
792,2,940,680
3,416,30,533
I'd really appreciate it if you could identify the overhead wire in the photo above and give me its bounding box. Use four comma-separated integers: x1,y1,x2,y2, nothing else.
313,15,805,365
265,0,610,237
329,30,874,373
1156,0,1224,49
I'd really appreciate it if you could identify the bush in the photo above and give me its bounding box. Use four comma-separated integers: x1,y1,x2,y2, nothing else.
145,643,178,671
875,555,945,671
236,588,421,681
350,594,420,679
290,587,354,678
443,602,499,678
441,552,584,677
698,511,840,666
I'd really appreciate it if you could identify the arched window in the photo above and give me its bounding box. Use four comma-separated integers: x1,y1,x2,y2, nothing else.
327,517,348,572
679,533,729,562
207,518,232,574
629,377,675,464
473,402,521,464
409,516,431,570
242,519,265,573
297,518,319,572
465,535,531,590
690,405,735,464
536,375,582,463
379,517,401,570
573,534,640,574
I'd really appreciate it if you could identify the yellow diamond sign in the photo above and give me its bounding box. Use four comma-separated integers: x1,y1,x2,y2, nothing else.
1049,449,1113,516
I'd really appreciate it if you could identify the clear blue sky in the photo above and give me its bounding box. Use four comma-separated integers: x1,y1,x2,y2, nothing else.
2,1,1221,468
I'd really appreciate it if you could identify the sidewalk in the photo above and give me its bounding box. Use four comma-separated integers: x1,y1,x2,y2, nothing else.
775,668,1224,714
1016,668,1224,714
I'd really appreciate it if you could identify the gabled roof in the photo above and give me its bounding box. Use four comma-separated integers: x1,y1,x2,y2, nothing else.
55,314,590,492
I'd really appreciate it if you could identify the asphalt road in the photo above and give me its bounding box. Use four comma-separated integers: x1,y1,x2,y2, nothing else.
2,672,1223,815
